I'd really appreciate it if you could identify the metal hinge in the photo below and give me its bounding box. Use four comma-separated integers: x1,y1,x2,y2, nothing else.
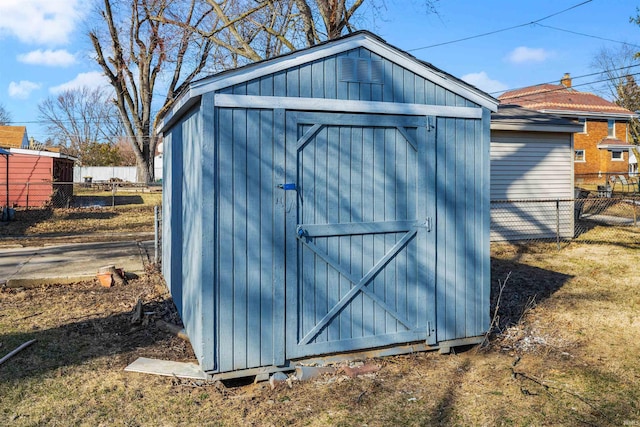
415,217,432,232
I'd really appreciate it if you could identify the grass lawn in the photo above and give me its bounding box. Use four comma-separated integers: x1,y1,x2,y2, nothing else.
0,227,639,426
0,188,161,246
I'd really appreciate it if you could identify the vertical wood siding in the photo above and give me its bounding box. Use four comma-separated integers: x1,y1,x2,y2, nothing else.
221,47,478,108
435,117,489,341
181,107,205,366
161,130,176,306
217,107,286,372
490,131,574,241
292,120,427,355
164,43,492,375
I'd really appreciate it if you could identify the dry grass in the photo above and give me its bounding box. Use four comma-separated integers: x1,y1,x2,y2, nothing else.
1,230,640,426
0,189,161,246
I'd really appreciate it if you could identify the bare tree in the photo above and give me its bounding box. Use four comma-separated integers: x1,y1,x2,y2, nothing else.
157,0,370,67
591,44,640,142
0,103,12,126
89,0,214,183
591,44,639,99
38,86,123,164
615,75,640,143
91,0,437,181
114,138,138,166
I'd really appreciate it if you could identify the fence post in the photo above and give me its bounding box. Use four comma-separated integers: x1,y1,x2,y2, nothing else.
111,184,116,207
154,205,159,265
556,198,560,250
25,182,29,210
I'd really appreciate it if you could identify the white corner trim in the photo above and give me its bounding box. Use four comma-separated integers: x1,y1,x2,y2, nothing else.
9,148,76,160
214,94,483,119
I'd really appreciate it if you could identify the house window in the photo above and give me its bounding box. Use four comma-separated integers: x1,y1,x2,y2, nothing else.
611,150,624,161
574,149,585,162
607,119,615,137
578,118,587,133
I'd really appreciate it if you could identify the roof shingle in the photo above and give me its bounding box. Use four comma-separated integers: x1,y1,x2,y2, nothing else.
499,83,635,117
0,126,28,149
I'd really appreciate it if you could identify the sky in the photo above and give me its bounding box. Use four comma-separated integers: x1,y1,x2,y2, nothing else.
0,0,639,141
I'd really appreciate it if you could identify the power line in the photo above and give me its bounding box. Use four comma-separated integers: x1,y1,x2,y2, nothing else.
534,23,640,48
489,63,640,95
7,71,639,126
498,71,640,101
407,0,593,51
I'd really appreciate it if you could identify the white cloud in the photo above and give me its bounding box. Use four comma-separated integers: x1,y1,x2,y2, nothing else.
8,80,41,99
0,0,83,45
506,46,552,64
49,71,110,93
461,71,508,94
17,49,76,67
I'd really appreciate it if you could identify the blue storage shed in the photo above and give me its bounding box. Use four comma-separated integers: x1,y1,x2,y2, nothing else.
158,31,498,379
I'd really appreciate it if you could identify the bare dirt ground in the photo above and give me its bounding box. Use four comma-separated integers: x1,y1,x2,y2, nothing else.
1,227,639,426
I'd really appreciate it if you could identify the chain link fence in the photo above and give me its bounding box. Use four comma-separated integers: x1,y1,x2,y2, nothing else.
491,194,640,248
0,181,155,209
1,179,638,253
0,182,162,267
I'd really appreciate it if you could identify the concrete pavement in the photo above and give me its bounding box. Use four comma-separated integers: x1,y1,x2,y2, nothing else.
0,240,153,287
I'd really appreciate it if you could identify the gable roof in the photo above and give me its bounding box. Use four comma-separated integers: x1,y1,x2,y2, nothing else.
0,126,28,149
158,31,498,133
499,83,635,119
491,104,584,133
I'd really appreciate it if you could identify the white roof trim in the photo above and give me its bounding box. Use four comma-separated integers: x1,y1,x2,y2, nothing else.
538,109,637,120
596,143,632,150
490,123,583,133
215,94,483,119
9,148,76,160
158,33,497,133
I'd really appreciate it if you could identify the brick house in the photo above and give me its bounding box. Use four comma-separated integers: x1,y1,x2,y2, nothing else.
499,74,637,183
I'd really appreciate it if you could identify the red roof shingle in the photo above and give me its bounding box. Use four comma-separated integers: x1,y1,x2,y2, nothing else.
499,83,635,117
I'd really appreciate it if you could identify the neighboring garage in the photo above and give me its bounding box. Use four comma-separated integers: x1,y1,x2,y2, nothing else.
158,31,498,379
490,105,584,241
0,148,75,208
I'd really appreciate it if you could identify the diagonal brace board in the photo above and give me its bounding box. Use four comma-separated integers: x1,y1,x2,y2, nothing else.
298,230,417,345
296,124,324,150
395,126,418,152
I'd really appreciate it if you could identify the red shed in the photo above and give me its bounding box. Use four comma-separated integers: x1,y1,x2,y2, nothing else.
0,149,75,208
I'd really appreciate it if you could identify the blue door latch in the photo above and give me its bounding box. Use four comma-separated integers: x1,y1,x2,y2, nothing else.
278,183,297,190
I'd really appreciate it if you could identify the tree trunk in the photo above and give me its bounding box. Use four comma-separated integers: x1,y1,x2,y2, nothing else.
137,156,154,184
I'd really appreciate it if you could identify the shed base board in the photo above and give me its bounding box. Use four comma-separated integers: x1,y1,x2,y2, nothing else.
204,336,485,381
125,357,207,380
290,336,485,366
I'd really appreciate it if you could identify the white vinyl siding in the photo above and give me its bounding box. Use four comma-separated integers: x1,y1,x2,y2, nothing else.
490,131,574,242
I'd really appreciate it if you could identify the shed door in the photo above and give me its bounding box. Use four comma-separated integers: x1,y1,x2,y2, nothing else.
285,112,436,359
